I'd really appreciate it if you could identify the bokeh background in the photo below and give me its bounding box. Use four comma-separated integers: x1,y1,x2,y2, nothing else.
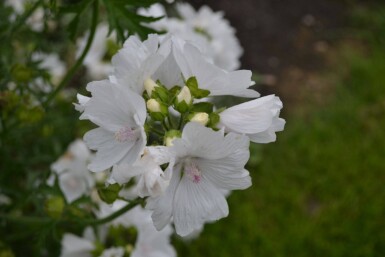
1,0,385,256
174,0,385,256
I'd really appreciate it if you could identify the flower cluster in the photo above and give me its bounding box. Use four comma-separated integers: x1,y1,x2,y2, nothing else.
76,33,285,238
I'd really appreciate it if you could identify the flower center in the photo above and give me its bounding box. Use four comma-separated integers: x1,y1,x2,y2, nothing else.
114,126,137,143
184,160,202,184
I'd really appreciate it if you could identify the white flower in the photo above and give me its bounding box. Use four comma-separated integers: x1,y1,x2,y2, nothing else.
112,34,258,98
80,80,147,172
111,34,165,94
6,0,44,31
48,139,95,203
77,23,116,80
27,52,66,93
218,95,285,143
60,227,96,257
112,147,170,198
176,3,243,71
99,247,125,257
140,3,242,71
147,122,251,236
98,201,176,257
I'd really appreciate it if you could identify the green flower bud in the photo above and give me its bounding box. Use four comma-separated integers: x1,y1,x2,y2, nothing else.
44,196,65,219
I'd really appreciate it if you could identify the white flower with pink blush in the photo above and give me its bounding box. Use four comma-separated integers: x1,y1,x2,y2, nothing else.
147,122,251,236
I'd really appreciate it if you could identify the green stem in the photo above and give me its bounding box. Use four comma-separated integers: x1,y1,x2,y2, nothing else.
167,114,175,129
83,198,143,226
43,0,99,108
0,214,51,225
162,120,169,131
178,113,185,130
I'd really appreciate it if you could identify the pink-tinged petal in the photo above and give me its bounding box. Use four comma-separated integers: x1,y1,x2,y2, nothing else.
84,128,133,172
173,176,229,236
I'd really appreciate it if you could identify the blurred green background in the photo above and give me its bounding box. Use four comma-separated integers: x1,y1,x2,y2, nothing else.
175,0,385,256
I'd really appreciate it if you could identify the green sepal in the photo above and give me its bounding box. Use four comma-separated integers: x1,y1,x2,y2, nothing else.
149,112,166,121
98,183,121,204
152,85,169,104
185,76,210,99
174,100,190,113
169,85,182,98
208,112,220,128
191,102,213,113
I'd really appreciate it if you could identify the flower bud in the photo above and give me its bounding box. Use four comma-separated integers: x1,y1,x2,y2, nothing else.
44,196,65,219
190,112,209,126
147,99,168,121
164,130,182,146
147,99,161,113
174,86,192,113
177,86,192,103
144,78,159,97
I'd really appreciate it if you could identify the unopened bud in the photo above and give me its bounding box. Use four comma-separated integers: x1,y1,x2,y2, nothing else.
190,112,209,126
175,86,192,113
147,99,168,121
147,99,161,113
44,196,65,219
144,78,158,97
177,86,192,104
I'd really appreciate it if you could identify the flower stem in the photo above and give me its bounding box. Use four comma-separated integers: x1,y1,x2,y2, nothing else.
43,0,99,108
83,198,143,226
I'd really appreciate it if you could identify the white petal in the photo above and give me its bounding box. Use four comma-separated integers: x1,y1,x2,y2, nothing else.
81,80,144,131
84,128,133,172
172,122,225,159
59,172,88,203
174,42,259,97
60,233,94,257
148,164,181,231
173,176,229,236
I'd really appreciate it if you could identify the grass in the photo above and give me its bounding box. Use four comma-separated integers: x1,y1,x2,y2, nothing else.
174,5,385,257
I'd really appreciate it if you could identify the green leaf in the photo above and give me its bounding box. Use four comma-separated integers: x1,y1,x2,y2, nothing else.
102,0,163,42
191,102,214,113
98,183,121,204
